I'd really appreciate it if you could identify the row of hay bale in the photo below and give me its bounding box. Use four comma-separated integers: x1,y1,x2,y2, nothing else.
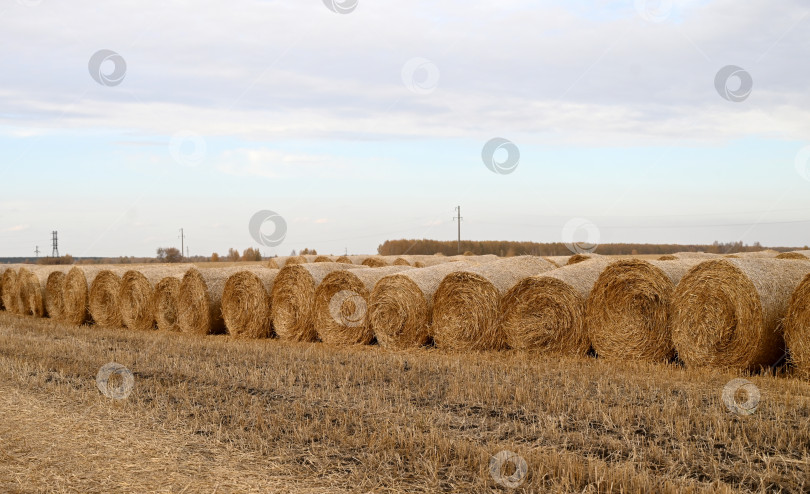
2,251,810,375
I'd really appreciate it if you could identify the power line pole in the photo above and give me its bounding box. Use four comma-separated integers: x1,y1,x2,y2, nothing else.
34,246,40,258
51,231,59,257
179,228,185,260
186,246,190,259
453,206,462,254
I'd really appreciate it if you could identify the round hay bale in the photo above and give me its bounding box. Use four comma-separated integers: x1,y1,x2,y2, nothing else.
314,256,334,263
671,252,722,259
221,267,279,338
369,261,478,349
785,273,810,377
501,258,614,355
1,268,20,314
177,266,252,335
432,256,557,351
362,256,389,268
586,259,702,362
336,256,353,264
658,255,678,261
62,266,121,325
89,269,127,327
153,277,183,332
45,271,67,320
120,266,192,331
732,250,781,259
413,261,426,268
393,257,411,266
567,254,596,265
271,262,368,342
314,265,414,346
672,258,810,370
777,250,810,260
284,255,308,266
17,268,45,317
266,258,280,269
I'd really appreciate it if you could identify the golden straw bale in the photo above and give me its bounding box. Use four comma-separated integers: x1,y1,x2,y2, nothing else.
314,265,414,346
432,256,557,351
586,259,702,362
221,267,280,338
672,258,810,370
271,262,368,342
501,258,614,355
785,273,810,377
120,265,193,331
777,250,810,260
369,261,478,349
153,277,183,331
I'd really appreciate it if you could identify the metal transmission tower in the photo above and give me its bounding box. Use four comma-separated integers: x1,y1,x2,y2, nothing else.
34,246,40,258
452,206,463,254
51,231,59,257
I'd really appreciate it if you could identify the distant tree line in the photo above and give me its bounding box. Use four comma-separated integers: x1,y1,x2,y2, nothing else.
377,239,807,257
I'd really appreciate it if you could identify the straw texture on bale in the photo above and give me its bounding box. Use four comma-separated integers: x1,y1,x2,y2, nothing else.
266,258,280,269
586,259,701,362
88,269,131,327
671,252,722,259
153,277,183,331
658,255,678,261
785,273,810,376
62,266,116,325
432,256,557,351
362,256,389,268
314,256,334,263
45,271,67,320
271,263,368,342
501,258,614,355
120,266,192,331
369,261,477,349
221,267,280,338
335,256,353,264
314,265,414,346
672,259,810,370
284,255,308,266
17,268,45,317
177,266,253,335
1,268,19,314
777,250,810,260
393,257,411,266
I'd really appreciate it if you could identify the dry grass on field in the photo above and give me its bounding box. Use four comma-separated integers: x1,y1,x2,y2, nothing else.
0,312,807,493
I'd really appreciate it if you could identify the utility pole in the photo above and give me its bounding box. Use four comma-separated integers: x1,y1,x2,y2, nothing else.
186,246,190,259
179,228,185,260
34,246,40,258
452,206,462,254
51,231,59,257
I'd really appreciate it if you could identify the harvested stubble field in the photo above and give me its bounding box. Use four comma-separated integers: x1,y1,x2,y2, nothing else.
0,312,808,493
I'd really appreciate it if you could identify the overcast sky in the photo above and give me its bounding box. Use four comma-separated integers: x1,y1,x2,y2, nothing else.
1,0,809,257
